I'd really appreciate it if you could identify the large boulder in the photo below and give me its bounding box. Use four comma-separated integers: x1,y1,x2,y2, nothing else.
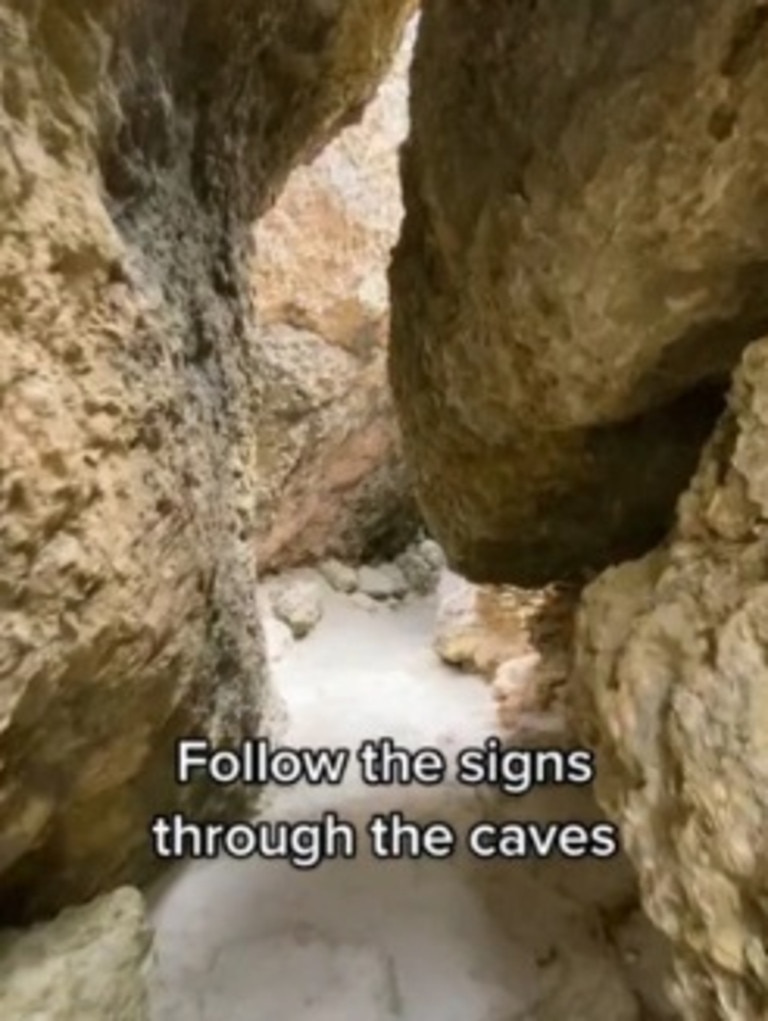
254,20,418,570
390,4,768,1016
0,0,414,922
574,337,768,1020
390,0,768,585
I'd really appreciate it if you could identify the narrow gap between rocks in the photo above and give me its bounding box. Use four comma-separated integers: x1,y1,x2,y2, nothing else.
5,4,766,1021
148,564,677,1021
145,20,676,1020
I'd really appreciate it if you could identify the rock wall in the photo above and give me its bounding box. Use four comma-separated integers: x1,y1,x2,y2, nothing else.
0,0,413,923
254,20,418,571
390,0,768,586
389,2,768,1017
574,338,768,1020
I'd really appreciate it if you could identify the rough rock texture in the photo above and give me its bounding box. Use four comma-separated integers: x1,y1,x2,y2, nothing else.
574,337,768,1021
0,0,414,922
0,887,151,1020
390,0,768,585
255,20,419,571
318,558,359,593
254,18,416,349
255,324,417,570
395,539,443,595
390,4,768,1018
270,578,324,639
434,574,576,739
435,576,574,676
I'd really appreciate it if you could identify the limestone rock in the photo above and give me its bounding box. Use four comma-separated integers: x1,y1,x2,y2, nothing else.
434,577,497,676
491,654,568,740
262,612,295,663
255,20,419,571
434,576,575,678
418,538,446,572
434,574,577,739
254,18,416,352
0,888,151,1020
271,579,324,639
358,563,408,600
349,592,379,613
395,542,441,595
0,0,414,922
390,0,768,585
256,326,416,571
573,338,768,1018
318,558,359,594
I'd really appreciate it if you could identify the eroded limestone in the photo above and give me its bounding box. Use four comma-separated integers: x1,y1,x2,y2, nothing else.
390,0,768,584
574,338,768,1019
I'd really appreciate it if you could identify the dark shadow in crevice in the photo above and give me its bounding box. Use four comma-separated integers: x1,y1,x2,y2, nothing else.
457,377,730,589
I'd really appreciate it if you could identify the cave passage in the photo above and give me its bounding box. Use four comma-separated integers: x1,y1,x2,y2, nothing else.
4,1,767,1019
147,568,674,1021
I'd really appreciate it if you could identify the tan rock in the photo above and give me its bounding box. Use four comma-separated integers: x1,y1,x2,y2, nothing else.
435,578,522,678
0,888,151,1020
390,0,768,585
255,21,419,570
390,5,768,1017
395,542,441,595
270,578,324,639
0,0,414,921
434,575,577,738
434,576,575,677
256,325,416,570
254,21,415,351
318,558,359,593
573,338,768,1018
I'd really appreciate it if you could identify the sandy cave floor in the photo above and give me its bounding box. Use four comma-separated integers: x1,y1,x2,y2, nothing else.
147,575,676,1021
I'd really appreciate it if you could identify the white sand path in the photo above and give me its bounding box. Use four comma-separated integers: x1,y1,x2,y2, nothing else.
148,577,674,1021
